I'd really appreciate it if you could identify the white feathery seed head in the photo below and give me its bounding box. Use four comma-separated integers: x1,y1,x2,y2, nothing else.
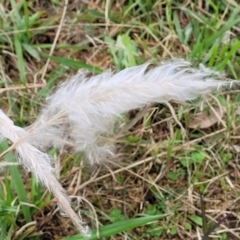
29,59,234,164
0,59,237,235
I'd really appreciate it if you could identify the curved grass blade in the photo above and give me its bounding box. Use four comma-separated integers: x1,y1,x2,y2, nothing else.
42,54,103,74
62,214,165,240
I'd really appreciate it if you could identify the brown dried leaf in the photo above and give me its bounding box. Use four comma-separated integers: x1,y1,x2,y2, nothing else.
189,107,225,129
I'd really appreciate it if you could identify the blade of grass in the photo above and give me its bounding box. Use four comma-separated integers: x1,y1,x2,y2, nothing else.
0,141,31,222
42,54,103,73
13,32,26,83
22,0,30,40
217,40,240,70
10,0,26,83
62,214,165,240
0,220,7,240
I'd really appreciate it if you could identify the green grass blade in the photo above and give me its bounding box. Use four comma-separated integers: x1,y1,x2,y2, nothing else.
0,220,7,240
217,40,240,70
22,0,30,39
62,214,165,240
9,0,22,25
10,0,26,83
0,141,31,222
22,43,40,60
42,54,103,73
13,32,26,83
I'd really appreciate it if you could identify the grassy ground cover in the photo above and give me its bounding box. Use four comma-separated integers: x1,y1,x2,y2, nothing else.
0,0,240,239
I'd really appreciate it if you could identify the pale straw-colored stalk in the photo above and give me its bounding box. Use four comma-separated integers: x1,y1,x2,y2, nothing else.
0,110,90,236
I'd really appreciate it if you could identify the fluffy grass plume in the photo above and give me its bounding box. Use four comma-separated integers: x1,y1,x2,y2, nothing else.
0,60,235,236
30,60,232,164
